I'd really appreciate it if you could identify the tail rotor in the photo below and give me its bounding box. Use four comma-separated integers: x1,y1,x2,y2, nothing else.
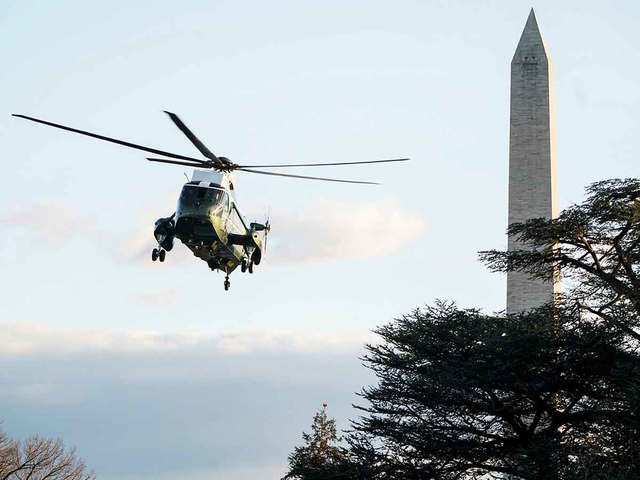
263,207,271,255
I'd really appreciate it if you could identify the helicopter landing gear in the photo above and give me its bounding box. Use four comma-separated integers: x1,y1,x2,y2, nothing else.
241,258,254,274
152,247,166,262
224,274,231,291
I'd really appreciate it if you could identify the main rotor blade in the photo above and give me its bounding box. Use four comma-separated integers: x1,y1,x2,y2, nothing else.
12,114,208,164
163,111,220,162
147,157,210,168
238,168,379,185
237,158,410,168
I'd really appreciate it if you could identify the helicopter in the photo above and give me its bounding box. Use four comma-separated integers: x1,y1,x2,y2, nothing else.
12,112,409,290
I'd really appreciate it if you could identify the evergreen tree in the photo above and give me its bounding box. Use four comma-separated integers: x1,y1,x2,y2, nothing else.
480,178,640,339
348,302,640,479
284,178,640,479
283,403,351,480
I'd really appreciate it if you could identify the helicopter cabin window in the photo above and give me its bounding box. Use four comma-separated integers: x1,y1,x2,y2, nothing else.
178,185,227,212
228,204,246,235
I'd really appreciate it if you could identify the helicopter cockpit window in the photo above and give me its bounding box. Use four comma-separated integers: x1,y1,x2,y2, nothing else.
179,185,227,212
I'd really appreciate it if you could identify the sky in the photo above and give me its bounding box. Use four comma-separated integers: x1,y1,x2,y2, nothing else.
1,1,638,478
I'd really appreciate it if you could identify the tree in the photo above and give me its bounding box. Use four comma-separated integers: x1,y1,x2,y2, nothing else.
348,302,640,480
283,404,351,480
284,178,640,479
0,426,94,480
480,178,640,340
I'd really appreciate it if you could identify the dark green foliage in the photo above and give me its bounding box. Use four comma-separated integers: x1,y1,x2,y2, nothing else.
480,178,640,340
349,302,640,479
284,179,640,479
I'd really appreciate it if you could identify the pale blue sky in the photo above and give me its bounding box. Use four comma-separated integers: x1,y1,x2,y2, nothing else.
1,1,638,479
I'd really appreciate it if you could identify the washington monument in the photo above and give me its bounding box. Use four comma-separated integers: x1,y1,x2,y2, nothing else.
507,9,559,314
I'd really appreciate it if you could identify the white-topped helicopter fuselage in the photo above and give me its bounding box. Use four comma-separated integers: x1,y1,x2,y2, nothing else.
152,170,268,290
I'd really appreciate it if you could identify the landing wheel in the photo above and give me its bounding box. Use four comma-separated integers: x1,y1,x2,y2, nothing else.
248,261,254,274
159,249,166,262
241,260,247,273
224,276,231,291
152,248,159,262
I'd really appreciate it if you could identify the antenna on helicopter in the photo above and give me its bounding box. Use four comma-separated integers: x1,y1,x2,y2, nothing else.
183,172,189,181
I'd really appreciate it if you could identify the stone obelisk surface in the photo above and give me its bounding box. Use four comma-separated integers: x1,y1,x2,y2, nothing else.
507,10,559,314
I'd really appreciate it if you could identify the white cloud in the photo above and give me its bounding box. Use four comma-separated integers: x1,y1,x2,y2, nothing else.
268,198,426,264
115,225,192,266
114,197,427,268
0,322,372,357
0,196,188,267
116,223,156,263
2,197,425,269
131,288,180,306
112,193,185,266
0,202,99,247
0,323,372,480
116,197,426,268
0,322,192,355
